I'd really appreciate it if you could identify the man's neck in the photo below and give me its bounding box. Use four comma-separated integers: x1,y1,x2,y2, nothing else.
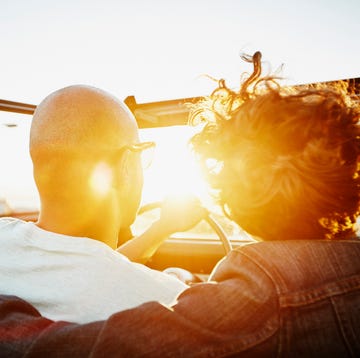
36,199,121,249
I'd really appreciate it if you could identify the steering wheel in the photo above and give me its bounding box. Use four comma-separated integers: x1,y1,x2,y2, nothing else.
137,201,232,255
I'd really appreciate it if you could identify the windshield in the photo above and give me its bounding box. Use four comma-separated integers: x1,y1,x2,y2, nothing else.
0,111,250,240
0,112,35,210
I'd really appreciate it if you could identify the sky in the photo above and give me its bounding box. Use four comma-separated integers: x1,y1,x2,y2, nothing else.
1,0,359,105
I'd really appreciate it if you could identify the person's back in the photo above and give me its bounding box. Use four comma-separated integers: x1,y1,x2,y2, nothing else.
217,240,360,357
0,217,187,323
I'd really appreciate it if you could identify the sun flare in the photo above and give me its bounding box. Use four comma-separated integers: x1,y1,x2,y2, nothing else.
89,162,113,197
140,126,210,205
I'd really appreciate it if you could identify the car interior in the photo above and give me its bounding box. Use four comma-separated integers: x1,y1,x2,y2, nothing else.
1,76,359,279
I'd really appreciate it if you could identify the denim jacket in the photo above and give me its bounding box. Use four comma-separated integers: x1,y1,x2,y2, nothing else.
1,240,360,357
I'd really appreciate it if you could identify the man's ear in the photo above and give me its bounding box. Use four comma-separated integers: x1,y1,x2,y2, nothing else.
112,150,132,191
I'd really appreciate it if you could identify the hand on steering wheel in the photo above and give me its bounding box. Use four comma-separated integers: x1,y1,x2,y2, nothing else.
119,195,232,265
138,197,232,255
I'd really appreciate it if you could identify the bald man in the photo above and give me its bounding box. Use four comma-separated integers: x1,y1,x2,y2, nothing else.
0,85,205,324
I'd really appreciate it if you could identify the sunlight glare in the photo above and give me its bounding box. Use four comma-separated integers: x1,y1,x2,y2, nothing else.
89,162,113,197
141,126,212,207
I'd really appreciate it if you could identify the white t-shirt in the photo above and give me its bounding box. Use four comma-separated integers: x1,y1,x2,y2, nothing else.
0,218,187,323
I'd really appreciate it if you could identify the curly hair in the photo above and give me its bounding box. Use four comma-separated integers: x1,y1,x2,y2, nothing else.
190,52,360,241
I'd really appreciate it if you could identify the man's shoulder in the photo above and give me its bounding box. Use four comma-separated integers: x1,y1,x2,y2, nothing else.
0,217,28,238
0,216,22,227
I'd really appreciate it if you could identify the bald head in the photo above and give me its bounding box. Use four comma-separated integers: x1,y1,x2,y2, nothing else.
30,84,143,208
30,85,143,246
30,85,139,155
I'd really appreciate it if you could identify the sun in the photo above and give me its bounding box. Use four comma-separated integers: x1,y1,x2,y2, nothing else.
140,125,210,205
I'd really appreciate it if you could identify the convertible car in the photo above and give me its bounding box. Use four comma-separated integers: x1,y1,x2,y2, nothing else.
0,77,359,273
1,77,360,273
0,77,359,357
